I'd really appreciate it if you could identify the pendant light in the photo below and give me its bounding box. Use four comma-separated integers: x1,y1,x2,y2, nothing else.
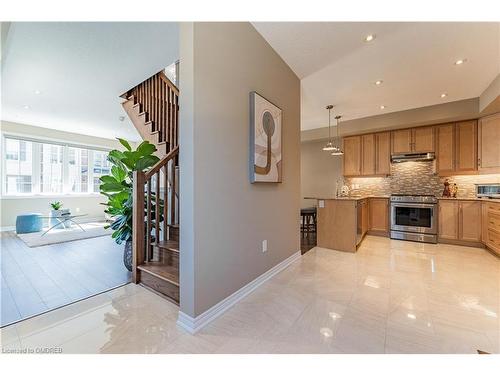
322,105,335,151
331,115,344,156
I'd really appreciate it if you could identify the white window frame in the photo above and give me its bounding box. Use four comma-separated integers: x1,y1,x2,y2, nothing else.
1,133,113,199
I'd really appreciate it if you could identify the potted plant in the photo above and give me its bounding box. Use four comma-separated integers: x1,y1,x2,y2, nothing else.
99,138,161,271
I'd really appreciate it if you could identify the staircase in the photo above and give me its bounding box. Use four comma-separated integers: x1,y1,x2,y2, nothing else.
120,70,180,304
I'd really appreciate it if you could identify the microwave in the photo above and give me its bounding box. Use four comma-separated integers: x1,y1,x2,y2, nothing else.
476,184,500,199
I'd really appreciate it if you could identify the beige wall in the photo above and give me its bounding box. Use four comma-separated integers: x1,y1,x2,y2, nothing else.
0,121,129,228
179,22,301,317
301,140,342,207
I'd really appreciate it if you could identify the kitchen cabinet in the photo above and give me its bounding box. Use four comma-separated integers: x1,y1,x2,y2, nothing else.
439,200,482,244
436,121,477,175
413,126,435,153
369,198,389,234
343,136,361,176
458,201,482,242
391,129,413,154
375,132,391,175
391,126,435,155
478,113,500,173
438,200,459,240
436,124,455,174
483,202,500,256
343,132,390,177
361,134,376,175
456,120,477,172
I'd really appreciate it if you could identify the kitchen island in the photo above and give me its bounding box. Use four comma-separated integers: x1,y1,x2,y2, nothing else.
306,196,389,252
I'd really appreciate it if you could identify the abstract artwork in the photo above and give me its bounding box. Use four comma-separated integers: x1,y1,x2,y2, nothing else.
250,92,282,183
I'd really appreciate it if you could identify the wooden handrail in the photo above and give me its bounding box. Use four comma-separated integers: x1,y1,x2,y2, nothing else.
145,146,179,179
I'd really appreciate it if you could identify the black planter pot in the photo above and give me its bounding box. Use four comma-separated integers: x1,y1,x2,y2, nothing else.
124,239,133,272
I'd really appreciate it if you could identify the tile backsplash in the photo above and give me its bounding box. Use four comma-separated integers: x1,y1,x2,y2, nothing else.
345,161,500,198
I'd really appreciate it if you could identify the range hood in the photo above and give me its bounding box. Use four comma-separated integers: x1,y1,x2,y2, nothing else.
391,152,435,163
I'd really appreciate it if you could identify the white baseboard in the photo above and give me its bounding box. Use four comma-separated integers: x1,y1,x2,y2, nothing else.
0,226,15,232
177,250,301,334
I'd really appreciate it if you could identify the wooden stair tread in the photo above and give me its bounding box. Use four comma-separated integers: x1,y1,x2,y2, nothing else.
138,263,179,286
154,240,179,252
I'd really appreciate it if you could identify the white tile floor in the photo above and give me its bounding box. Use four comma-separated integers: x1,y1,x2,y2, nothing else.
1,236,499,354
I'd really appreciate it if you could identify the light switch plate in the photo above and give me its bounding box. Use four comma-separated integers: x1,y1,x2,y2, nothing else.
319,200,325,208
262,240,268,253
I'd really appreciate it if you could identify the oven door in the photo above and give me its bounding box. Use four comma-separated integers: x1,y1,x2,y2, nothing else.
390,202,437,234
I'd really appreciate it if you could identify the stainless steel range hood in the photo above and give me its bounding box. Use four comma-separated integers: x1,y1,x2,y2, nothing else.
391,152,435,163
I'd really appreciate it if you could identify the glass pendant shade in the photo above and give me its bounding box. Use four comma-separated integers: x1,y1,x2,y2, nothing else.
322,141,335,151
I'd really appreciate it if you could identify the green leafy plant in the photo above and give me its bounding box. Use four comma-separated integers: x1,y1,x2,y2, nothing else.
50,201,63,210
100,138,161,245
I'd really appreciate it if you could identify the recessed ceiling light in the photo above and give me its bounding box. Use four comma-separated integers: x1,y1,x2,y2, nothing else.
119,115,125,122
454,59,467,65
441,93,448,98
364,34,375,42
34,90,41,95
23,105,30,109
375,80,383,86
380,105,386,109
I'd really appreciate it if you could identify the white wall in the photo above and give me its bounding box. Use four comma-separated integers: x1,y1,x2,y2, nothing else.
0,121,132,229
179,22,301,317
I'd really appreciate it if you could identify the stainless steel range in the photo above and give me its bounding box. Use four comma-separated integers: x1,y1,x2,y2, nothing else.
390,194,438,244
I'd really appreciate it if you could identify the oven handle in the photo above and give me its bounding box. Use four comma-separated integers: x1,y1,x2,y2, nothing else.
390,202,437,209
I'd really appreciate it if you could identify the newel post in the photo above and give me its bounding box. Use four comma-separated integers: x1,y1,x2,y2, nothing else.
132,170,145,283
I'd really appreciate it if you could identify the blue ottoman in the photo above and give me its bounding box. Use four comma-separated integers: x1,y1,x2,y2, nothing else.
16,213,43,234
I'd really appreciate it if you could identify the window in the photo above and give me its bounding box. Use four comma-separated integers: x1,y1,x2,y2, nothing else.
68,147,89,193
4,139,33,193
40,143,63,193
2,136,109,196
92,150,111,193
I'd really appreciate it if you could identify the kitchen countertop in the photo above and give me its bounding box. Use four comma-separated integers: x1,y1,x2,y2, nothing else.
304,196,390,201
438,197,500,202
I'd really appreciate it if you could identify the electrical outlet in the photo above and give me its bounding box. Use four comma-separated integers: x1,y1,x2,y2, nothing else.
262,240,268,253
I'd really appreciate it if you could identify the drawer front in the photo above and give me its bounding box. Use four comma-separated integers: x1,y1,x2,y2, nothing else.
487,229,500,254
488,211,500,232
488,203,500,214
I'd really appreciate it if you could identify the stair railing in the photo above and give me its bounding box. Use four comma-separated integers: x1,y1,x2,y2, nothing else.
132,146,179,283
121,70,179,152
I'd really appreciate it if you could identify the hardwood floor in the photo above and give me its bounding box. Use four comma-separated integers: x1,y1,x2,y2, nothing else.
301,232,316,254
0,231,131,327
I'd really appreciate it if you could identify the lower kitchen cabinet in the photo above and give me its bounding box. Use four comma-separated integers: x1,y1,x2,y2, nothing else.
438,200,482,244
483,202,500,256
438,200,459,240
368,198,389,235
459,201,482,242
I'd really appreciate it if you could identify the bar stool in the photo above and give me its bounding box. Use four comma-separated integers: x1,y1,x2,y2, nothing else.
300,207,317,236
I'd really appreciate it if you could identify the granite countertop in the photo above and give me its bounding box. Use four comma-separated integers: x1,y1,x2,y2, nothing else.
438,197,500,202
304,195,390,201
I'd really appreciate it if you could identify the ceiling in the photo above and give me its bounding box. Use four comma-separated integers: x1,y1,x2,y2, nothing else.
1,22,179,141
253,22,500,131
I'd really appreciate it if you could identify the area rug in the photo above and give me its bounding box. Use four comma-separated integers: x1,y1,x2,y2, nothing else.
17,222,111,247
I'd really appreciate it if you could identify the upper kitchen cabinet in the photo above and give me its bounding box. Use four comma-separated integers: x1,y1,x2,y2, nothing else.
413,126,435,153
391,129,413,154
436,120,477,175
361,134,376,175
478,113,500,174
343,132,391,177
375,132,391,175
436,123,455,174
343,136,362,176
391,126,435,154
456,120,477,172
